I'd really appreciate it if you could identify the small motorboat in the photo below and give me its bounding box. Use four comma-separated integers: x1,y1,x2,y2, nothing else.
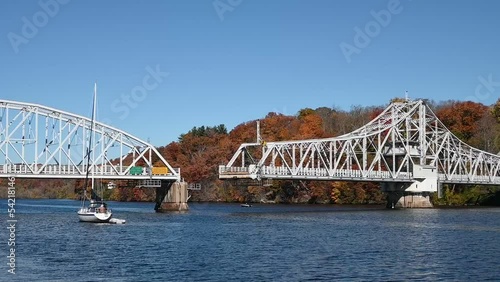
241,203,252,207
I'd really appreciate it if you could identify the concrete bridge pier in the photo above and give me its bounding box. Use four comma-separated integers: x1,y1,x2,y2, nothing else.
155,181,189,212
382,165,438,208
382,182,434,208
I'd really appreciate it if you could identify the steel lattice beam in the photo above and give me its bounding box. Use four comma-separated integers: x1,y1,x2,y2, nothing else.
219,100,500,186
0,99,180,180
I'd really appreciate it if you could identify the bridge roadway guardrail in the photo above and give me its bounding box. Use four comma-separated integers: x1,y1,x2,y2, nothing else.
438,174,500,184
220,165,412,181
0,164,179,179
220,165,500,184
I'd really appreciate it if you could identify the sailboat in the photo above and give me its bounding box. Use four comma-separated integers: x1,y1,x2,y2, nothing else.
77,84,113,223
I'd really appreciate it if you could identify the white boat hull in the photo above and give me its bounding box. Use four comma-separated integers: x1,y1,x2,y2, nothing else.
78,209,112,223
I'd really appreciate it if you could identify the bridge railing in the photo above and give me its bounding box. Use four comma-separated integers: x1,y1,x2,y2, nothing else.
220,164,414,181
260,166,412,180
0,163,180,179
219,165,251,174
438,174,499,184
221,163,500,185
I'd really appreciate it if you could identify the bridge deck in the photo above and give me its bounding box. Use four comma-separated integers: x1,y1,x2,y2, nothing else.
220,165,500,185
1,164,179,180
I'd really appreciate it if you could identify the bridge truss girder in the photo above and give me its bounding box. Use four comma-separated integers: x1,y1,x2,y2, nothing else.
219,100,500,187
0,100,179,181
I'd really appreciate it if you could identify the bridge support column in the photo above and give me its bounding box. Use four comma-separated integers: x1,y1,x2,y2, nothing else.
382,165,438,208
155,181,189,212
382,182,434,208
384,190,433,208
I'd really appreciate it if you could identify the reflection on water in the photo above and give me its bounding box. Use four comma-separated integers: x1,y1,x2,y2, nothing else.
1,199,499,281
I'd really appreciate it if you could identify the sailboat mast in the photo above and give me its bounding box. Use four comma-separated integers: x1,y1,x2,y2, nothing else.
83,83,97,198
91,83,97,192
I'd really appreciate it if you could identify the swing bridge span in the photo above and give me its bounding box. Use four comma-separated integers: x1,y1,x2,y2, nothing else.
219,99,500,206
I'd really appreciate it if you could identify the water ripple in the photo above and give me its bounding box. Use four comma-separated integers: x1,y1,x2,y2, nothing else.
1,201,499,281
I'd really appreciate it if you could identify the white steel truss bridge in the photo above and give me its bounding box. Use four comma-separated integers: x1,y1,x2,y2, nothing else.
220,99,500,194
0,99,180,183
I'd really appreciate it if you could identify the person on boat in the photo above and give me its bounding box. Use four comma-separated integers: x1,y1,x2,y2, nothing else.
99,204,107,213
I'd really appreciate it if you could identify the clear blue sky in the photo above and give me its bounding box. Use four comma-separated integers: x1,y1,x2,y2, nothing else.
1,0,500,146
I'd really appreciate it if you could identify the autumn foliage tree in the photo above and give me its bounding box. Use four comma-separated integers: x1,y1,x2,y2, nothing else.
164,125,230,183
435,100,488,142
297,108,325,139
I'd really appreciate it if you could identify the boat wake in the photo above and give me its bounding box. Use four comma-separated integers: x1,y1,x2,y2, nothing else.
109,218,126,224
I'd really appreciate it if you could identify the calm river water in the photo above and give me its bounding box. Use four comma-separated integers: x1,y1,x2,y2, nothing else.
1,199,499,281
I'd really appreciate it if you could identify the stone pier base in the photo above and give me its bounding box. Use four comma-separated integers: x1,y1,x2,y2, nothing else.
386,192,433,208
156,181,189,212
382,181,435,208
158,202,189,212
